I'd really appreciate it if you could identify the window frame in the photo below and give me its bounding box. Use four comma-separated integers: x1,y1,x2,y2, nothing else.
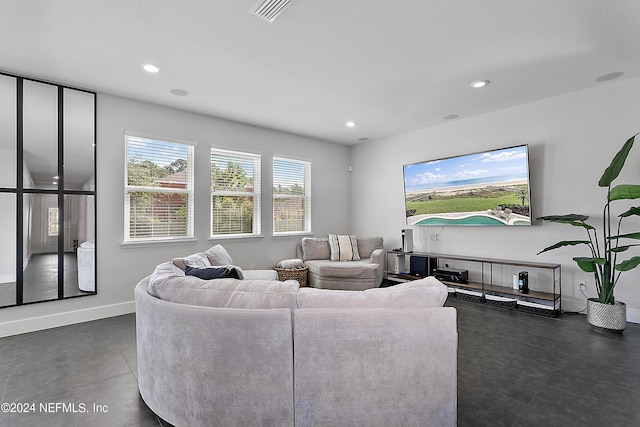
272,156,312,236
210,147,262,239
124,133,196,243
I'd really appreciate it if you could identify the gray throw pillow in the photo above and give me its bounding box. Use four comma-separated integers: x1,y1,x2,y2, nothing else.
301,238,331,261
204,244,234,266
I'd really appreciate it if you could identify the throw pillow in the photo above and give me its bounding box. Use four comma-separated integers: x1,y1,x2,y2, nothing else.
301,238,331,261
185,265,241,280
204,244,234,266
172,252,211,271
328,234,360,261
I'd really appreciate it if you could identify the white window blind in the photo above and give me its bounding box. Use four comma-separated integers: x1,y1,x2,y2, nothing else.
48,207,59,237
211,148,261,238
124,134,195,241
273,156,311,234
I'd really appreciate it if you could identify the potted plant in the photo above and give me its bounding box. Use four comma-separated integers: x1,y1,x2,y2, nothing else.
537,133,640,332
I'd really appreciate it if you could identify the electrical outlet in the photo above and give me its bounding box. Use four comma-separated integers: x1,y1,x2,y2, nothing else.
579,282,586,291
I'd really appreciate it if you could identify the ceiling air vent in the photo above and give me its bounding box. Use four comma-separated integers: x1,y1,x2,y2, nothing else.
249,0,297,23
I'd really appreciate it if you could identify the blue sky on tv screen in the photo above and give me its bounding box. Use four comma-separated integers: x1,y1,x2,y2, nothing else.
404,145,528,192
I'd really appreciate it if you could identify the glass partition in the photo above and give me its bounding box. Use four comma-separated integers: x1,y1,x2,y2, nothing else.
0,193,16,307
0,74,16,189
0,72,96,307
63,88,95,191
23,80,59,190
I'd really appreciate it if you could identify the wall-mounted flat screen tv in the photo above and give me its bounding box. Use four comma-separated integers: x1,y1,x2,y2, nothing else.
403,144,531,226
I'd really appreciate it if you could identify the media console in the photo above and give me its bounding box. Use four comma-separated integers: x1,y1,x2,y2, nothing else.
386,251,561,316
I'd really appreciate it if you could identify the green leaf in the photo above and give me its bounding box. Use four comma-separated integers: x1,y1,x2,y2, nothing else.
615,256,640,271
609,244,640,253
609,185,640,201
608,232,640,240
536,214,594,230
599,134,637,187
619,207,640,218
537,240,591,255
573,257,606,273
537,214,588,222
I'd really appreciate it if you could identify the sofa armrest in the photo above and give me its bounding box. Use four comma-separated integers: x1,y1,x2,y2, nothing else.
243,269,278,280
294,307,457,426
369,247,384,265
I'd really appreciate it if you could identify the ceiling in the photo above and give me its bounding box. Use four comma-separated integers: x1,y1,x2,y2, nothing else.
2,0,640,145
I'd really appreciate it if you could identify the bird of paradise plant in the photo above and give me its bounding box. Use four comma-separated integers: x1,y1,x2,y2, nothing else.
537,133,640,305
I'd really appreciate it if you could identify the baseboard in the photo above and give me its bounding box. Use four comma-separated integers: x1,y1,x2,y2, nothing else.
0,301,135,338
627,306,640,324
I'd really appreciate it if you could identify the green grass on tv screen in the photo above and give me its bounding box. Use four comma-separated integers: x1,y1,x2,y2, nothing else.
405,184,529,215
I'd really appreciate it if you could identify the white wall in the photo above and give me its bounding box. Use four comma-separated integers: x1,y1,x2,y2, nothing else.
350,76,640,323
0,94,350,337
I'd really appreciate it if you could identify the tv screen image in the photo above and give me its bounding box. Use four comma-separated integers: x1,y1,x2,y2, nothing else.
403,145,531,226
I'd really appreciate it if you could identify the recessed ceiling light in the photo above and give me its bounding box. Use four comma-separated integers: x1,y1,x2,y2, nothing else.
53,175,59,179
470,80,489,89
595,72,624,82
443,114,460,120
143,63,160,73
346,121,357,128
170,89,189,96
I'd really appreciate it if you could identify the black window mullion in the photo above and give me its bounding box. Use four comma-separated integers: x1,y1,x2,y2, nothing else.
16,78,23,305
58,86,64,299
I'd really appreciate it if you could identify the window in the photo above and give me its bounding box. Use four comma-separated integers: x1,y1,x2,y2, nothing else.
48,208,59,236
273,157,311,234
211,148,261,238
124,134,195,241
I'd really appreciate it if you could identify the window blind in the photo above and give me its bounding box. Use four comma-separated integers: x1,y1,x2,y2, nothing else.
273,156,311,234
124,134,195,241
211,148,261,237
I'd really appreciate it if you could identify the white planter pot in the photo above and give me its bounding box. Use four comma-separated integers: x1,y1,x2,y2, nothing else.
587,298,626,332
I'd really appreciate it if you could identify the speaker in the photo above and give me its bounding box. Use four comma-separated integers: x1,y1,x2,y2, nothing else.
410,256,428,277
401,229,413,253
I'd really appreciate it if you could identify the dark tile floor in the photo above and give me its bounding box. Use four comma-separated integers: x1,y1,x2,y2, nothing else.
451,298,640,427
0,298,639,426
0,253,93,308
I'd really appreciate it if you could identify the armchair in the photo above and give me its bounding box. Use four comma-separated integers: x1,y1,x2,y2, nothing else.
296,236,384,290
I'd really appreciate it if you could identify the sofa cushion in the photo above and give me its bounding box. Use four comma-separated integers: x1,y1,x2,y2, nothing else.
328,234,360,261
356,237,383,258
301,238,331,261
204,244,234,266
305,259,378,279
172,252,211,271
148,273,300,310
296,277,447,308
185,265,241,280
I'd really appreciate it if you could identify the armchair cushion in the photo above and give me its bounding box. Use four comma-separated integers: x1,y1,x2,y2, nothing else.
357,237,384,259
305,260,378,279
301,238,331,261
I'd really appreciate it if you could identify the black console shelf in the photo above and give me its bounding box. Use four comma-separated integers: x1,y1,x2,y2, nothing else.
386,251,561,316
